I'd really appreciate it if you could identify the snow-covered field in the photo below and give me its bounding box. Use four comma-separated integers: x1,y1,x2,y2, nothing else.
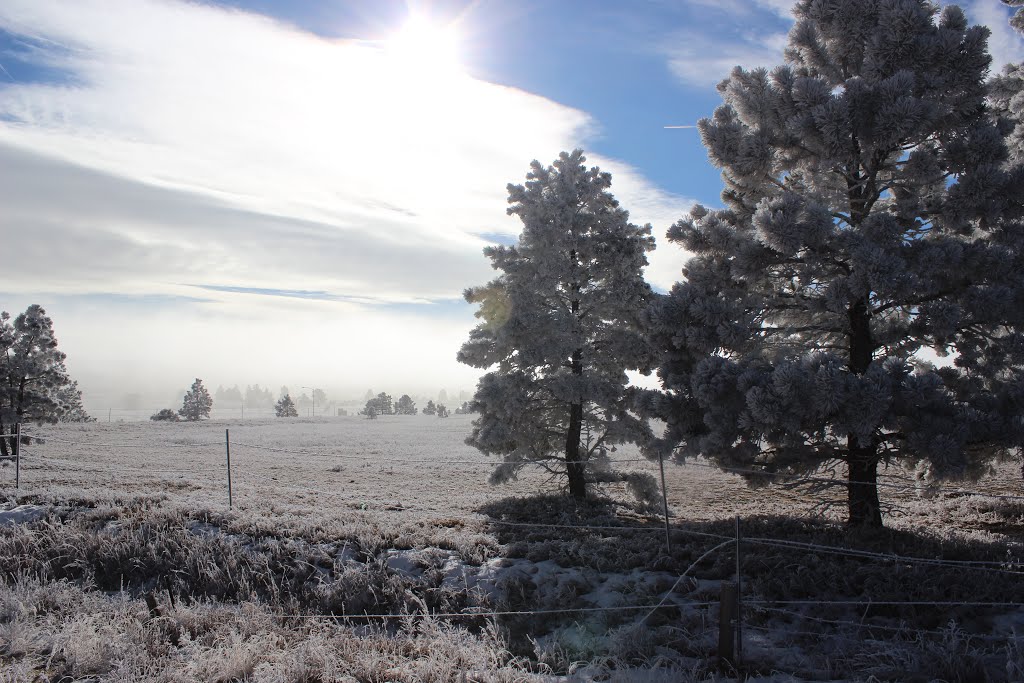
9,415,834,518
2,415,1024,681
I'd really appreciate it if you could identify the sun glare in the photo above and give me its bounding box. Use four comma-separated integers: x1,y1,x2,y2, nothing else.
387,13,462,78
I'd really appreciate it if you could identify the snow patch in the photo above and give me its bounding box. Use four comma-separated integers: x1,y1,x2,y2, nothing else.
0,504,48,526
385,547,460,577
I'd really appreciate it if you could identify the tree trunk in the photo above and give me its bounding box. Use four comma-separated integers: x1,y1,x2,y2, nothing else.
566,401,586,500
847,438,882,527
0,419,8,458
565,348,586,501
846,299,882,527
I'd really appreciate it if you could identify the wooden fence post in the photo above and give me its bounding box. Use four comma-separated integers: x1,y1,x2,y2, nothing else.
225,428,233,509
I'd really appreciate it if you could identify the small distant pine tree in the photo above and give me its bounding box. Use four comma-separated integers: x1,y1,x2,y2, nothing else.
150,408,180,422
179,378,213,421
361,392,393,416
275,393,298,417
423,400,437,416
395,394,417,415
436,404,449,418
365,405,378,420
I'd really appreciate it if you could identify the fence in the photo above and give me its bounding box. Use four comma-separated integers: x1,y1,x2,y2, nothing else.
5,422,1024,671
0,423,21,488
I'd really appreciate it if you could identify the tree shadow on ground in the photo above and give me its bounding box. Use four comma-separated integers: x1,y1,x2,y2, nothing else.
475,492,1024,632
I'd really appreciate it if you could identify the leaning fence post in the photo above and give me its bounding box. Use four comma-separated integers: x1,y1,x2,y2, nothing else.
225,428,233,509
718,581,737,670
658,451,671,554
735,515,743,663
14,422,20,489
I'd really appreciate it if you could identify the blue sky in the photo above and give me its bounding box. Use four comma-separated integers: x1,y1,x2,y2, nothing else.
0,0,1020,408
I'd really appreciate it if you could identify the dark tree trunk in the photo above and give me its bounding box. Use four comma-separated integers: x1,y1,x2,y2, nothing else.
566,401,586,500
846,298,882,527
847,440,882,527
565,348,586,501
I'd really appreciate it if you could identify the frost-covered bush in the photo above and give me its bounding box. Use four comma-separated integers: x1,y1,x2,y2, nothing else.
150,408,180,422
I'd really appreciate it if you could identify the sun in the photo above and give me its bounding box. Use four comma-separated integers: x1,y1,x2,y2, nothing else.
386,13,463,78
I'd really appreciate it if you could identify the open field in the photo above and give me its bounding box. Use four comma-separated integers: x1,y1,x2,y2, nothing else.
2,415,1024,681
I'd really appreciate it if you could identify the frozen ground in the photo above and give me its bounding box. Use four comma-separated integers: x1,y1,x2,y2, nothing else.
1,415,1023,681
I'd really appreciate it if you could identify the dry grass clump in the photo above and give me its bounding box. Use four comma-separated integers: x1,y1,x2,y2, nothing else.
0,495,499,621
0,576,545,682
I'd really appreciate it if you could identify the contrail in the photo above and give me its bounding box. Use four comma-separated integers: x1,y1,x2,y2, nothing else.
664,125,697,129
0,62,13,82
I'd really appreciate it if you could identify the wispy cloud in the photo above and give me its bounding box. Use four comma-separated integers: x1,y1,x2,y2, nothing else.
958,0,1024,72
664,28,790,89
0,0,691,299
0,0,693,395
662,1,1023,90
0,0,590,296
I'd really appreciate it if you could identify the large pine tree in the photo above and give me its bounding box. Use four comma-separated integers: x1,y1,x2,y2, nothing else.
0,305,90,455
459,150,655,500
643,0,1024,526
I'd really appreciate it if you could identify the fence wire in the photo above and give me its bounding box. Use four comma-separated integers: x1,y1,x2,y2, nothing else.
4,424,1024,635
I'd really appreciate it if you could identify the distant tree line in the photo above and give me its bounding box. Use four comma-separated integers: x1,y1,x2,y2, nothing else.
358,392,471,418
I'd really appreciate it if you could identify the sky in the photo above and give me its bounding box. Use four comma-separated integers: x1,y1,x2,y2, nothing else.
1,0,1021,412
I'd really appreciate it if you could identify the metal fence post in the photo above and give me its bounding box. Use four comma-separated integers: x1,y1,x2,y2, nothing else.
718,581,737,669
225,428,233,509
735,515,743,663
658,451,671,554
14,422,20,489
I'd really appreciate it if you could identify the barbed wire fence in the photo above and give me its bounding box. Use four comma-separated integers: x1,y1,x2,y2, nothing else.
4,423,1024,670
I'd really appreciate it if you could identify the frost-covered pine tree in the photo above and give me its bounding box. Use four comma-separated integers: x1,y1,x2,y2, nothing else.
459,150,656,500
1005,0,1024,34
0,305,91,455
179,378,213,421
991,1,1024,161
395,394,417,415
423,400,437,416
275,393,298,417
642,0,1024,527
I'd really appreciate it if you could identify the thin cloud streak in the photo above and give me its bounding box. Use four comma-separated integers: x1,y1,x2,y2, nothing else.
0,0,694,398
665,29,790,88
